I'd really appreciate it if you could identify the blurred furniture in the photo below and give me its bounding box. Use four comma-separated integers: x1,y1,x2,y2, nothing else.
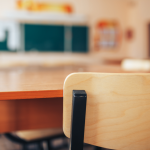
0,62,126,134
63,73,150,150
5,128,66,150
122,59,150,71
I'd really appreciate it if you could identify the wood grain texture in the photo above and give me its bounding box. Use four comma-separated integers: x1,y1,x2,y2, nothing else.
0,98,63,133
63,73,150,150
0,67,68,100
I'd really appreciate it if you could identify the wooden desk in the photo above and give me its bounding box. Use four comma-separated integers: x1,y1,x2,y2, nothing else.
0,64,142,133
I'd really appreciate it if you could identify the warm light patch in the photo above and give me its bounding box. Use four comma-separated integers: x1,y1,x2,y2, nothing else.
16,0,72,13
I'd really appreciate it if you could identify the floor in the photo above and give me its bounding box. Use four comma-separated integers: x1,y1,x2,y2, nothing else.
0,134,21,150
0,134,97,150
0,134,112,150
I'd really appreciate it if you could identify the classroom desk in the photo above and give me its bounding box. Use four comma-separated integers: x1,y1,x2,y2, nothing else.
0,63,144,133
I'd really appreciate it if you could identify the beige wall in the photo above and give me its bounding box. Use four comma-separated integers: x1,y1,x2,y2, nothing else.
127,0,150,59
0,0,16,17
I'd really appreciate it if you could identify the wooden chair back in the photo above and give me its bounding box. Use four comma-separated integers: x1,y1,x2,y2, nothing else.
63,73,150,150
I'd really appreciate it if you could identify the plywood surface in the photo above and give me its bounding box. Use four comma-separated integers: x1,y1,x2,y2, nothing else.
63,73,150,150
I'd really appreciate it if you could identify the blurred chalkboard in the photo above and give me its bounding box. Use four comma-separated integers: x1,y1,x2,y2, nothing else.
0,24,89,52
24,24,65,52
24,24,89,52
72,26,88,52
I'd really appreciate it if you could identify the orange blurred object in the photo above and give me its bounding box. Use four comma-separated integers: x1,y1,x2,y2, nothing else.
94,20,121,51
16,0,73,13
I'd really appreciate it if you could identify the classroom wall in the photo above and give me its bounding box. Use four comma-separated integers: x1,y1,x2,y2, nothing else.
127,0,150,59
0,0,129,59
46,0,129,59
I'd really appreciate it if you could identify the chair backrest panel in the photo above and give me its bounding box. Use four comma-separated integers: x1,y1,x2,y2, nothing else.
63,73,150,150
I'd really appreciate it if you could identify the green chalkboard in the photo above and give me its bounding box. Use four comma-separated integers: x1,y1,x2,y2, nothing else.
72,26,88,52
24,24,65,52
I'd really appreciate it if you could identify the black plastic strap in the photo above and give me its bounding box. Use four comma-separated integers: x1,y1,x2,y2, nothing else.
69,90,87,150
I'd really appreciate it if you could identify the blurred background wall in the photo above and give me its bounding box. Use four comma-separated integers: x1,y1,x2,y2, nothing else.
127,0,150,59
0,0,150,60
0,0,128,58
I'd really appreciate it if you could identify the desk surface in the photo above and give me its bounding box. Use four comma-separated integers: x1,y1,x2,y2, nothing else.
0,63,149,133
0,63,126,100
